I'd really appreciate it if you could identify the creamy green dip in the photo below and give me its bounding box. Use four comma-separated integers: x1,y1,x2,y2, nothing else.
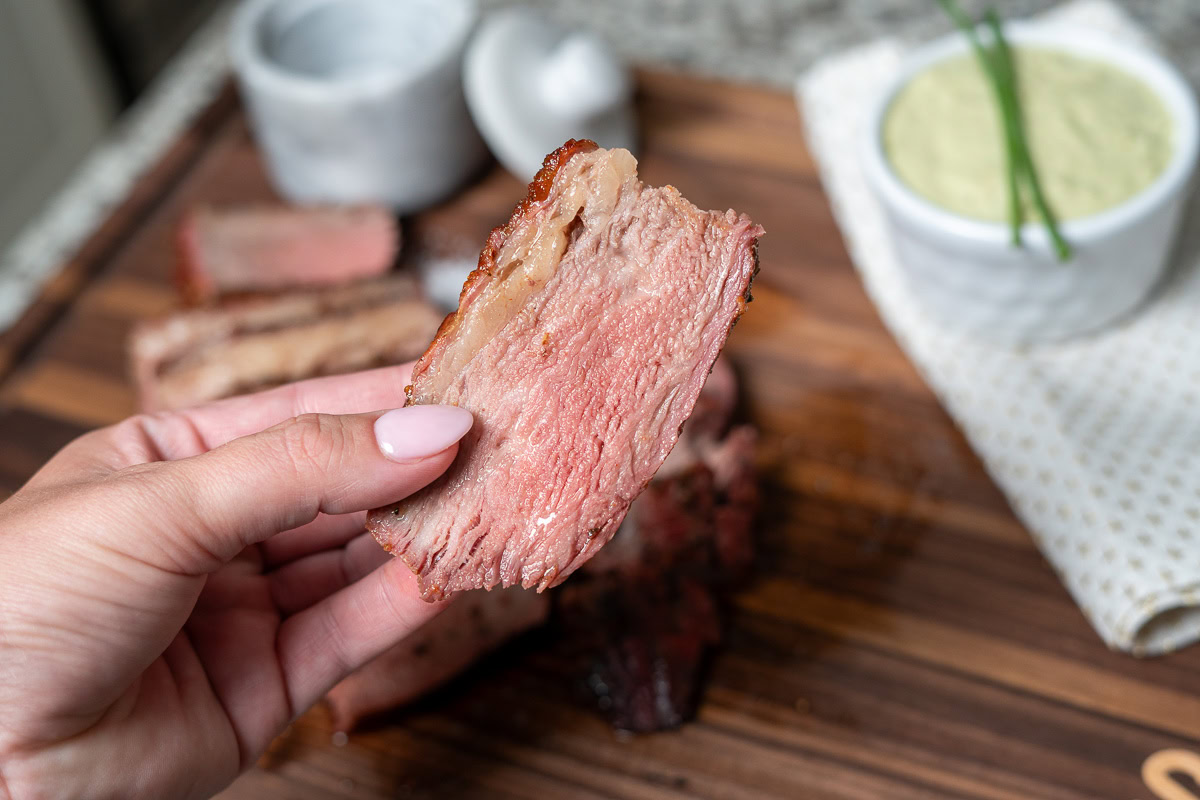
883,47,1174,222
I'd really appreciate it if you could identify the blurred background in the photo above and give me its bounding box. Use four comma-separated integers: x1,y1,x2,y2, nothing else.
3,0,1197,255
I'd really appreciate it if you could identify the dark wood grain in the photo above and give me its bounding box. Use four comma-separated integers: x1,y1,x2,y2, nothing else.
0,70,1197,800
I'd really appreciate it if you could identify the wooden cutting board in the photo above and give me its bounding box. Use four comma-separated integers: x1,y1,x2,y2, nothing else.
1,71,1197,800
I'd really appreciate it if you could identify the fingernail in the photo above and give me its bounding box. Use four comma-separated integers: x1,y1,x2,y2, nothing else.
374,405,474,463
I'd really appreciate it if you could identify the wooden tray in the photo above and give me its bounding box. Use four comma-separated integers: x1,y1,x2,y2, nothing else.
1,71,1197,800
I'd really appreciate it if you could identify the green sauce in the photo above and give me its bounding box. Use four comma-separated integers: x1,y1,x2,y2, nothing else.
883,47,1174,222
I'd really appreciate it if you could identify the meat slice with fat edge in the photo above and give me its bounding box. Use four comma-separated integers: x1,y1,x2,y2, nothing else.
368,140,763,600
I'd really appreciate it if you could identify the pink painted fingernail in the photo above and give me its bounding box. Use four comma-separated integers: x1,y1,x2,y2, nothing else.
374,406,474,463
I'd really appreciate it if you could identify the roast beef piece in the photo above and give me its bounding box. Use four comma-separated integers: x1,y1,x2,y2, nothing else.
129,276,443,411
562,405,758,733
176,205,398,303
582,422,757,582
369,140,764,600
325,588,549,730
590,356,756,580
564,575,722,733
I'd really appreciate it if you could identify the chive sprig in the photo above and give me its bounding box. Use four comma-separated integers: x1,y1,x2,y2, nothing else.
936,1,1073,261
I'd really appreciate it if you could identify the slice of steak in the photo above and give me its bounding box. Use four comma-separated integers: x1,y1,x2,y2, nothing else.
581,462,717,579
563,414,758,733
176,205,399,303
325,588,549,730
583,422,758,584
369,140,764,600
129,276,442,411
563,576,721,733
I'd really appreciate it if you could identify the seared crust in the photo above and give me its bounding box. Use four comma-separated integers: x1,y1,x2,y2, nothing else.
735,238,761,319
406,139,600,405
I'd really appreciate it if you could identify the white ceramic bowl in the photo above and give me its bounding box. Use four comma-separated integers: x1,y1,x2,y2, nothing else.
231,0,488,213
861,24,1200,344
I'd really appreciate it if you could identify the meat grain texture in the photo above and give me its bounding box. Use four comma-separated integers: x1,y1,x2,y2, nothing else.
369,140,763,600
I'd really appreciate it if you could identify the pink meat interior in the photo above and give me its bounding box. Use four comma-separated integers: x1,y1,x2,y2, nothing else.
368,146,762,600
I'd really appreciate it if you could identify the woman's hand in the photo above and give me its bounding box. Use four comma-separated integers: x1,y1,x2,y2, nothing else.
0,364,472,800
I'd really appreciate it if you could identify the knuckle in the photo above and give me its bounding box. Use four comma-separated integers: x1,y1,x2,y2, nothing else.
278,413,350,474
109,419,149,458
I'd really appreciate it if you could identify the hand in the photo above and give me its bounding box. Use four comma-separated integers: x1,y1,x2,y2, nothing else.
0,364,473,800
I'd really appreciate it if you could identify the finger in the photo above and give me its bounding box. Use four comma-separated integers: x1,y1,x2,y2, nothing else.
8,405,468,720
260,511,367,568
276,558,447,714
22,363,419,488
140,363,417,460
269,533,390,615
110,404,472,576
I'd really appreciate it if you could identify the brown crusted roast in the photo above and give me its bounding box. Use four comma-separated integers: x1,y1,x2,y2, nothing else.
368,140,763,600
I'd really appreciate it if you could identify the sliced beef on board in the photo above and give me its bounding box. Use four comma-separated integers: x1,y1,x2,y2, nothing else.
559,575,722,733
325,587,549,731
176,205,399,304
582,424,758,583
129,276,443,411
561,396,759,733
369,140,764,601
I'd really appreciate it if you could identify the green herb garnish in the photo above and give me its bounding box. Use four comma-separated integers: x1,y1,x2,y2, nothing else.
936,1,1073,261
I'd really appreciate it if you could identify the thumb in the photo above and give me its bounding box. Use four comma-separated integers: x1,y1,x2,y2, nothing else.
135,405,472,574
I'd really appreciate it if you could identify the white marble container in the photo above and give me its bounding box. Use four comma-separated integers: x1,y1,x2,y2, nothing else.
231,0,488,213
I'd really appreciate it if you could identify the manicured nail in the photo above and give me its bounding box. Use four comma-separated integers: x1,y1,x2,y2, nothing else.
374,406,474,463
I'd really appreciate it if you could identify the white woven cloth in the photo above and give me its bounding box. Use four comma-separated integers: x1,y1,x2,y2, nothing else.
798,0,1200,655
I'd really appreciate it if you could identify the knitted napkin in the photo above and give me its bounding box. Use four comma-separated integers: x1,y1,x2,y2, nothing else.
798,0,1200,655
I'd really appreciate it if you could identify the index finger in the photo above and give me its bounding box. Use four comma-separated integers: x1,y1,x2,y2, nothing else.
144,362,415,459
